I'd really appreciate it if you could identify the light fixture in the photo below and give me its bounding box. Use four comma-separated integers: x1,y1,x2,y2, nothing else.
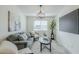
37,5,45,18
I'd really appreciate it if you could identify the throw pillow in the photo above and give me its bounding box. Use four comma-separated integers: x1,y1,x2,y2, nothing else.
19,33,28,41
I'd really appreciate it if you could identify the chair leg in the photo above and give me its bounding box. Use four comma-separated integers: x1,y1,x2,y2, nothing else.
50,43,51,52
24,43,27,48
40,43,42,52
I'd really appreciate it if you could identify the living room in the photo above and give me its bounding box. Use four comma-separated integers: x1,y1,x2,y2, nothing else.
0,5,59,54
0,5,79,54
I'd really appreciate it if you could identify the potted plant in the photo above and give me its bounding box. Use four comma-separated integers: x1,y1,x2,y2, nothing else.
49,19,56,40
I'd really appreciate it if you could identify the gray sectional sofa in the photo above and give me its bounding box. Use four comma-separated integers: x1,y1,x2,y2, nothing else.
7,32,34,50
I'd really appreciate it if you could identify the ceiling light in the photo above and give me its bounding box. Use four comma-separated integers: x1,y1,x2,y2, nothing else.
37,5,45,18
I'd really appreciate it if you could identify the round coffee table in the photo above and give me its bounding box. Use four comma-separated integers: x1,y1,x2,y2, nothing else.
39,37,51,52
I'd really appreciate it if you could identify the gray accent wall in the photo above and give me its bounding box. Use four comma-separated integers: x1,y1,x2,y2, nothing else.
59,9,79,34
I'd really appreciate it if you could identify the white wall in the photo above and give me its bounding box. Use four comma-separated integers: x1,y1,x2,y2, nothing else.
60,31,79,53
0,5,26,40
57,5,79,53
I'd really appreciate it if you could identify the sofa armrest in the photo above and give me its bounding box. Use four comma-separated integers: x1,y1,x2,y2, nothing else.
0,40,18,54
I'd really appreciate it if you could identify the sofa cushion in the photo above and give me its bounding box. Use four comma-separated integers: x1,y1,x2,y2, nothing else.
0,41,18,54
7,34,18,41
19,33,28,41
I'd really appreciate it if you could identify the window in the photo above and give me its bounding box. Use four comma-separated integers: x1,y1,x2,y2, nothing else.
33,20,47,31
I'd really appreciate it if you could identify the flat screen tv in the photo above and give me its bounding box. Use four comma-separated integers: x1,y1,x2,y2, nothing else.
59,9,79,34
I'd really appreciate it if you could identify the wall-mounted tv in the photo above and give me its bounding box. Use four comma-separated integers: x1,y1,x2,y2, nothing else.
59,9,79,34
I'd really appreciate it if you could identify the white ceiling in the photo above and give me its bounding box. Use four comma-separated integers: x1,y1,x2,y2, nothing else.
17,5,65,16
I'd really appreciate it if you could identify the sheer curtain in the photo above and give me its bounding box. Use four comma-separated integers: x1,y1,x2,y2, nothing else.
33,20,47,31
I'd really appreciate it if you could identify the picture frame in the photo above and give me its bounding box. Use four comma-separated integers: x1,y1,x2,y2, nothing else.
8,11,21,32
